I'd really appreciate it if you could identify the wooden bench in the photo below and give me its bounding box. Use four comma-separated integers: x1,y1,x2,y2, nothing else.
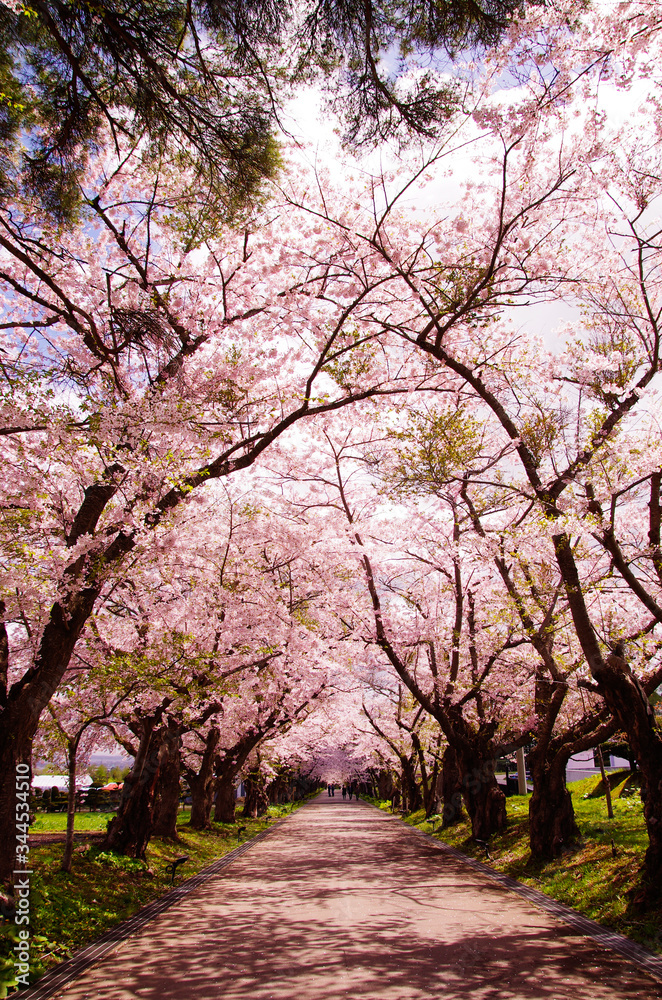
164,855,189,885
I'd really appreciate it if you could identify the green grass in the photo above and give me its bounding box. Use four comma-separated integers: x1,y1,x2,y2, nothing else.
371,775,661,956
0,801,304,996
29,812,116,833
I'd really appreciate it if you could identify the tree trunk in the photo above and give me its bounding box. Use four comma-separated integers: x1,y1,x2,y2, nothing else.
267,774,290,804
61,738,80,874
422,747,441,818
593,659,662,905
461,756,507,841
243,770,269,818
553,531,662,905
400,759,421,813
0,587,106,884
378,769,395,800
187,727,220,830
152,723,181,841
411,729,436,817
527,677,580,859
596,746,615,820
189,773,215,829
528,757,579,857
212,729,269,824
440,745,465,827
528,670,616,859
243,776,258,819
214,772,237,824
101,720,164,857
0,714,34,886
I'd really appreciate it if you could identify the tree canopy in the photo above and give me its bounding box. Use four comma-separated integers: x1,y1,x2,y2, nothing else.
0,0,526,221
1,0,662,926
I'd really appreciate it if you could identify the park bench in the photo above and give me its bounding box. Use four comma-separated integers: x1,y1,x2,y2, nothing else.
164,855,189,885
474,839,491,860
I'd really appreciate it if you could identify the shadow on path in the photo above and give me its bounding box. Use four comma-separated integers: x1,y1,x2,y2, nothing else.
53,796,661,1000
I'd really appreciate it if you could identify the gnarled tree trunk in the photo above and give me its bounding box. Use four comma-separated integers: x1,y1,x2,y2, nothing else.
593,657,662,905
527,689,616,860
212,728,270,824
152,722,182,841
400,758,422,813
267,773,291,804
243,767,269,818
528,756,578,857
186,727,220,830
440,745,465,827
417,737,441,819
101,708,169,857
460,755,507,841
555,532,662,904
214,772,237,824
378,769,395,800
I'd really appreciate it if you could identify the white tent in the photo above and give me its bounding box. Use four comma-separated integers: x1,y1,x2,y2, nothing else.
32,775,93,791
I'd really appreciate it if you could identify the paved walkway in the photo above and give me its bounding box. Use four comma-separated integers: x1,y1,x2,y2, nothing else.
52,796,661,1000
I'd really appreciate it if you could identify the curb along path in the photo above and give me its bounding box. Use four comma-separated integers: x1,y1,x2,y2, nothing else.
22,796,662,999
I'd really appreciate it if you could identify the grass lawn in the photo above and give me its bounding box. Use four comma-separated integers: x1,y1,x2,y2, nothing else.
29,812,116,833
371,774,662,956
0,800,304,996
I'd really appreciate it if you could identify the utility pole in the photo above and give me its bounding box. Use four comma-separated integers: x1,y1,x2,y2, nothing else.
516,747,528,796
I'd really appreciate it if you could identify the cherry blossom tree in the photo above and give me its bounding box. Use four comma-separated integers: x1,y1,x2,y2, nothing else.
0,138,435,882
380,399,649,853
362,690,444,816
274,427,539,839
34,681,129,872
275,0,662,898
84,492,339,853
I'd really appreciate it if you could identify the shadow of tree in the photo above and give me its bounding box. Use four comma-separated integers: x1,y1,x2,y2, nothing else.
56,797,661,1000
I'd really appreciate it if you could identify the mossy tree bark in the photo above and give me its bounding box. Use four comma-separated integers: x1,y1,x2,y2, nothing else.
101,702,171,857
186,727,221,830
152,720,183,841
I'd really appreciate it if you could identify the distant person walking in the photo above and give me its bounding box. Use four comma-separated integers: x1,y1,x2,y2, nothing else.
342,785,347,800
327,784,332,797
348,784,353,800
